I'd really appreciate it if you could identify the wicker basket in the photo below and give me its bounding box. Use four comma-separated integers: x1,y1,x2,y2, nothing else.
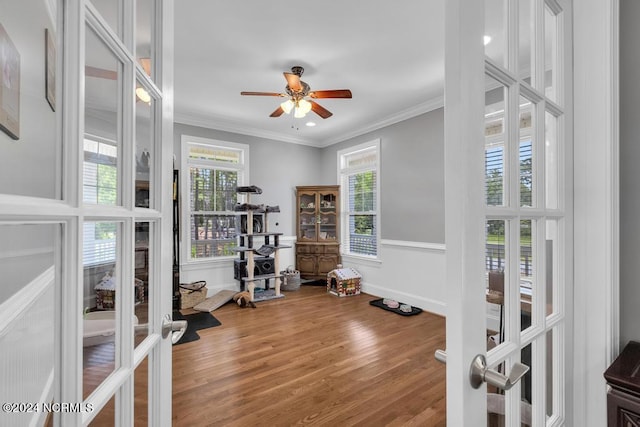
179,281,207,309
280,267,301,291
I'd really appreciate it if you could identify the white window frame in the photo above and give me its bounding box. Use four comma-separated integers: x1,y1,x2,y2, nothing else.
180,135,249,265
337,139,381,259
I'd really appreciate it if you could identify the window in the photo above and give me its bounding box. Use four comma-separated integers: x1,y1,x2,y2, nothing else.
83,222,117,266
338,140,379,257
484,98,534,208
83,135,118,205
83,136,118,266
182,136,248,261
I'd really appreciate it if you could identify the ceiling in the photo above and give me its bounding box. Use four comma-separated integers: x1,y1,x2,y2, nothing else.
174,0,445,147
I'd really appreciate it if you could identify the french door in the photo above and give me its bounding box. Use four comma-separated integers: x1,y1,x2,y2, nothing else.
444,0,571,425
0,0,174,426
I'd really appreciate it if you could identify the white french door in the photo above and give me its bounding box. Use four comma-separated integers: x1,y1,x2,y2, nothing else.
70,1,175,425
444,0,571,425
0,0,174,426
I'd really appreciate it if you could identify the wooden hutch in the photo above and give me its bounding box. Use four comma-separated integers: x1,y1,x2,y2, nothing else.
295,185,341,279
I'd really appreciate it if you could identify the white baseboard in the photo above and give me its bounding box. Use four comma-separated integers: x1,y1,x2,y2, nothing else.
342,240,447,317
362,281,446,317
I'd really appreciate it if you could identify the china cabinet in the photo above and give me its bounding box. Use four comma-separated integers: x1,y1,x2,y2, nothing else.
295,185,340,279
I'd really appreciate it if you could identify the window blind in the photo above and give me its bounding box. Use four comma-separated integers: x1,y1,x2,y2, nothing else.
83,222,117,266
347,170,377,256
186,140,245,260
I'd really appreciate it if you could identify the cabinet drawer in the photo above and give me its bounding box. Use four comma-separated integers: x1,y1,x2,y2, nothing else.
324,245,340,255
296,244,311,254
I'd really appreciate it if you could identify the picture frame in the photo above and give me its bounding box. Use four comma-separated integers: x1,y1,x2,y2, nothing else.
45,28,55,112
0,22,20,140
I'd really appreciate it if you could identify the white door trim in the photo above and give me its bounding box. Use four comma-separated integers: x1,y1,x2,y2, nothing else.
150,1,176,425
571,0,620,425
444,0,487,424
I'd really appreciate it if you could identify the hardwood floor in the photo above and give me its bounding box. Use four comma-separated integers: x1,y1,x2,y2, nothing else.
172,285,446,426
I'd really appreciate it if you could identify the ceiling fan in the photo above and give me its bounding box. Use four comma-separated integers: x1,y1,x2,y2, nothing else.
240,66,352,119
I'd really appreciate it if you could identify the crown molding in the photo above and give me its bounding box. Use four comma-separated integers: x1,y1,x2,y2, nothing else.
320,96,444,147
174,95,444,149
174,111,319,147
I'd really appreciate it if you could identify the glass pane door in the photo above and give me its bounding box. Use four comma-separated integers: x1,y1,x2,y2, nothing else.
79,1,172,425
318,191,337,242
298,191,317,241
483,1,568,425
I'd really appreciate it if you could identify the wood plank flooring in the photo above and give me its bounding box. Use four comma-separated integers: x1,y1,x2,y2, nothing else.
172,285,446,426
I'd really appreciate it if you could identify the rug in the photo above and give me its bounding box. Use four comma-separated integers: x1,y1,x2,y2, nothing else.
369,298,423,316
172,311,221,344
193,289,236,312
300,279,326,286
252,288,285,302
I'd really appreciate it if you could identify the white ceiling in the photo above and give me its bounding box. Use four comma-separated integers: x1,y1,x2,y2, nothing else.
174,0,445,147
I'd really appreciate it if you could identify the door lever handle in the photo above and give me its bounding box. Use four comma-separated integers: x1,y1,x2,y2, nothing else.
469,354,529,390
162,314,188,345
434,349,447,364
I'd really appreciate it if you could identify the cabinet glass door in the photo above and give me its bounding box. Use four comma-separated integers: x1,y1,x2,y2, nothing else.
318,191,337,241
298,192,316,240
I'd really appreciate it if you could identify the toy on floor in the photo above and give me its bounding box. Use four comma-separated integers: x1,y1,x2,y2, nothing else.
233,291,256,308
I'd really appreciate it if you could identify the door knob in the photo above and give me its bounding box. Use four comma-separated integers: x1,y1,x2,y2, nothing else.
469,354,529,390
162,314,188,344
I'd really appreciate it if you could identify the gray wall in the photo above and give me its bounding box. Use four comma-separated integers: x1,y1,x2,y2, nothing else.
620,0,640,346
319,108,445,243
174,123,324,235
0,1,57,307
0,1,58,199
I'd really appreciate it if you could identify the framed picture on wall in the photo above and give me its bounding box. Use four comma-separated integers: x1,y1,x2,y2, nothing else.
45,28,55,112
0,22,20,140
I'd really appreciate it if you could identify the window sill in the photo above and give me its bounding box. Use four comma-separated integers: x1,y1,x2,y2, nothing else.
341,253,382,267
181,257,235,271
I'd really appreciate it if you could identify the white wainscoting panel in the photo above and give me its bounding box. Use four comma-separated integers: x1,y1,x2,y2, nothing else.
180,235,296,296
341,240,447,316
0,266,55,427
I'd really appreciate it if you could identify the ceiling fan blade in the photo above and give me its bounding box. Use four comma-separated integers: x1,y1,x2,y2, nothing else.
139,58,151,76
309,89,353,99
269,106,285,117
283,72,303,92
85,65,117,80
241,91,285,97
310,101,333,119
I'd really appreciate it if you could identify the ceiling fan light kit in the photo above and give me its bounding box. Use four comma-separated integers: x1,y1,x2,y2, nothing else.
241,66,352,120
136,87,151,104
86,57,153,105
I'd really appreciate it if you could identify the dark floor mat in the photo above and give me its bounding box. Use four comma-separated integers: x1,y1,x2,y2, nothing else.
172,311,221,344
